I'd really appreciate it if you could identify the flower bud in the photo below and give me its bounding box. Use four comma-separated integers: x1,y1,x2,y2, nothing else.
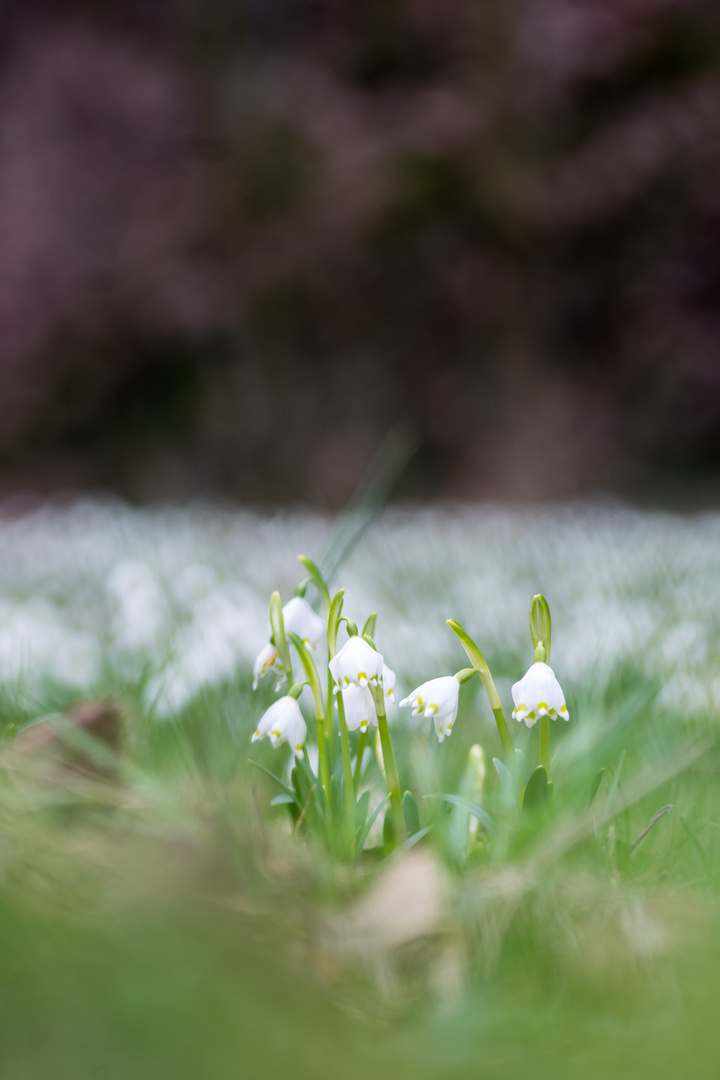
529,594,552,663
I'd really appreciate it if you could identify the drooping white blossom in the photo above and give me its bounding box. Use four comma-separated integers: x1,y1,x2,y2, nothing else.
341,683,378,733
252,642,283,690
251,696,307,755
253,596,324,689
400,675,460,742
382,662,397,704
329,636,384,690
282,596,325,649
511,661,569,728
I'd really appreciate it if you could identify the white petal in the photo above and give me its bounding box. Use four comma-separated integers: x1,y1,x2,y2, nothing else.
253,642,280,689
329,636,384,689
341,683,377,732
403,676,460,738
382,663,397,703
283,597,325,649
252,696,306,751
512,662,568,724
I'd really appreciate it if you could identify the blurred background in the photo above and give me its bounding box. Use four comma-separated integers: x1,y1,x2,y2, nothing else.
2,0,720,507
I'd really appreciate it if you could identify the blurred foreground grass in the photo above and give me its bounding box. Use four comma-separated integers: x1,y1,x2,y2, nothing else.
0,500,720,1078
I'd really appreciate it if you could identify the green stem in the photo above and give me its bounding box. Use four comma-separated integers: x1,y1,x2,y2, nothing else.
492,705,515,761
539,715,550,779
315,711,331,812
374,690,406,845
354,730,368,789
447,620,515,762
287,632,331,816
335,693,357,857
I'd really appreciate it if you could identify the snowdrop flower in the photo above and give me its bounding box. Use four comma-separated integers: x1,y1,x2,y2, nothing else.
282,597,325,649
341,683,378,733
252,642,282,689
253,597,324,689
400,675,460,742
511,662,569,728
251,696,307,755
382,663,397,704
329,636,384,690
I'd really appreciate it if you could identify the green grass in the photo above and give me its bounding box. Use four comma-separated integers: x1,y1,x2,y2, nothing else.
0,502,719,1076
0,663,718,1079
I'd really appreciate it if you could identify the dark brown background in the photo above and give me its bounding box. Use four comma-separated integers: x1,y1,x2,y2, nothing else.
2,0,720,507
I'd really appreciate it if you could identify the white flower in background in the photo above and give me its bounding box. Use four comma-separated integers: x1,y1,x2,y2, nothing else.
252,597,324,689
382,663,397,704
400,675,460,742
282,596,325,649
251,696,307,755
341,683,378,733
511,662,569,728
252,642,283,690
329,636,384,690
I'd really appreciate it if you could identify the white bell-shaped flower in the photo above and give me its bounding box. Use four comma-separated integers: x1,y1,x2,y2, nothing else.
400,675,460,742
511,661,569,728
341,683,378,733
251,696,307,755
252,642,282,690
282,597,325,649
329,636,384,690
382,663,397,704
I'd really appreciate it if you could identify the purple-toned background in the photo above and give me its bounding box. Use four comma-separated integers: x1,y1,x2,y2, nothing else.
1,0,720,506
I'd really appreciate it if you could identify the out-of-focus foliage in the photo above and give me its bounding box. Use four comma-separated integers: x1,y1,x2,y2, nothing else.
0,501,720,1077
2,0,720,502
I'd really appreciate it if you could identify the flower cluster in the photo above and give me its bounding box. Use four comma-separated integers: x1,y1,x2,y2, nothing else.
250,582,397,763
248,562,571,858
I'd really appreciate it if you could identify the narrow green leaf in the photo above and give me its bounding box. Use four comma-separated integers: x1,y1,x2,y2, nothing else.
270,793,296,806
383,808,396,851
402,790,421,834
355,790,371,833
447,620,514,759
606,750,626,808
446,620,498,705
356,794,390,854
362,612,377,640
514,748,532,785
589,767,606,808
269,591,292,676
680,815,710,875
493,756,514,801
522,765,549,811
287,632,324,718
327,589,345,657
297,555,331,614
385,826,433,862
249,759,301,807
424,793,494,836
